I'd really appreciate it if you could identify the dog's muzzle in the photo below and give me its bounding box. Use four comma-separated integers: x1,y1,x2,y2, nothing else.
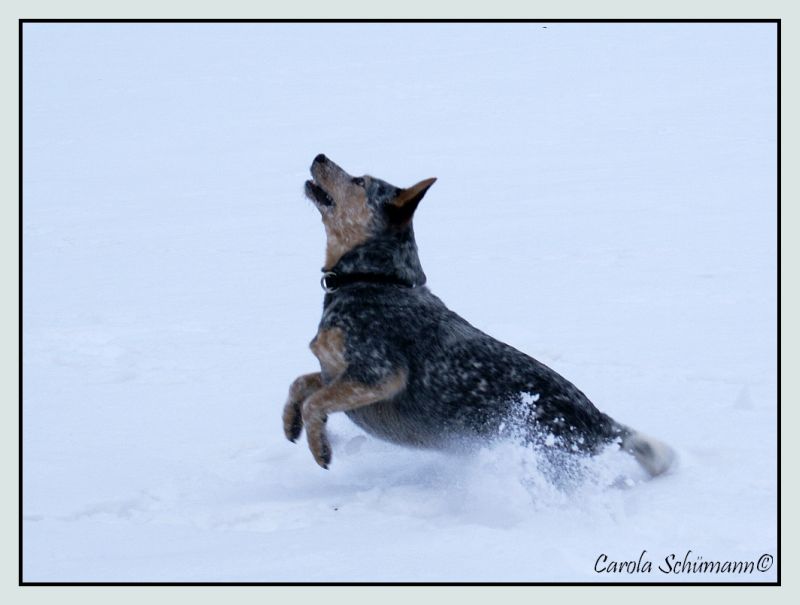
305,180,334,206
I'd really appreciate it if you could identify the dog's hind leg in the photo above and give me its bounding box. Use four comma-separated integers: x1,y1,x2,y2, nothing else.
620,429,676,477
283,372,323,442
301,370,407,469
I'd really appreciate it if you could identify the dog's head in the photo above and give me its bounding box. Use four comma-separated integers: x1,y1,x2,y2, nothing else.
305,154,436,270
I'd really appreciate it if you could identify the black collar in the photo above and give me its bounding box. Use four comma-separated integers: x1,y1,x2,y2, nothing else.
320,271,416,293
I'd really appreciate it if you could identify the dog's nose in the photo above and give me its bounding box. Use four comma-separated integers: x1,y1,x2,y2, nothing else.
313,153,327,164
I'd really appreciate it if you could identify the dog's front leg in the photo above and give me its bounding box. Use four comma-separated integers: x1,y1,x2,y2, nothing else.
301,370,407,469
283,372,323,442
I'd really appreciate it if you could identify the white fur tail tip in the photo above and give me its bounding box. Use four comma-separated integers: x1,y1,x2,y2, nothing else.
622,431,677,477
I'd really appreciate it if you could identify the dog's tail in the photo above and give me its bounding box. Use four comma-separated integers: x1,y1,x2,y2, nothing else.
617,426,676,478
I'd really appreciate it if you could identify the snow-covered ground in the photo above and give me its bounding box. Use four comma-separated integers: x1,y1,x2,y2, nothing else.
22,23,777,582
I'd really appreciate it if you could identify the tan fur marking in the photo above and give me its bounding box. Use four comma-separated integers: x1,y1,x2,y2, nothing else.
322,186,373,269
310,327,347,380
392,177,437,209
308,159,377,269
288,372,323,401
302,369,408,468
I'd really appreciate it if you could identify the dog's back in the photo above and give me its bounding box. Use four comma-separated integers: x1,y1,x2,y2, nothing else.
322,281,624,452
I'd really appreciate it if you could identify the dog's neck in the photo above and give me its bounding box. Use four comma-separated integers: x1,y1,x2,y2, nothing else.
324,225,427,290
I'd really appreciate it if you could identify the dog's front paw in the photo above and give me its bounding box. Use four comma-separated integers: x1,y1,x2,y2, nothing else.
283,373,324,442
282,400,304,442
309,432,332,469
304,414,332,469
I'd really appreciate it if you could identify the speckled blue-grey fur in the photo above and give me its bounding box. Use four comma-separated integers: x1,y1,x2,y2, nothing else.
320,248,626,452
311,176,626,454
289,154,677,476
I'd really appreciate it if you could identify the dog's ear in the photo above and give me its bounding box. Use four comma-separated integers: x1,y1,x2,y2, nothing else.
386,177,436,225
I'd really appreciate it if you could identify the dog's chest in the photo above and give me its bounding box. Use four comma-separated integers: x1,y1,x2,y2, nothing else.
310,327,347,381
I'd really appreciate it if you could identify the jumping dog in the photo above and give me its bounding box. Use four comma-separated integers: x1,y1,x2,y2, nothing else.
282,154,675,476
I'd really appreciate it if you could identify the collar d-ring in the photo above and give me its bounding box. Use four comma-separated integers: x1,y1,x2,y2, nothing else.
320,271,338,293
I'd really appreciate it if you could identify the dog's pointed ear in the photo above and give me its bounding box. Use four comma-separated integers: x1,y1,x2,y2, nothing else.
387,177,437,225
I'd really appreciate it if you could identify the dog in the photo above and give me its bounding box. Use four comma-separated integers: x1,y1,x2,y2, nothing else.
282,154,675,477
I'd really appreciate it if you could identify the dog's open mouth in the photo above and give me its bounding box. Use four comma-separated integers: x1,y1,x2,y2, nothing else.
305,180,334,207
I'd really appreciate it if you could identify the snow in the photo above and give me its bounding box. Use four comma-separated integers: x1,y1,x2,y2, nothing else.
22,22,777,582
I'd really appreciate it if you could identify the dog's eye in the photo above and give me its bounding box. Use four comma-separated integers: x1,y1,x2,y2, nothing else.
351,177,365,187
